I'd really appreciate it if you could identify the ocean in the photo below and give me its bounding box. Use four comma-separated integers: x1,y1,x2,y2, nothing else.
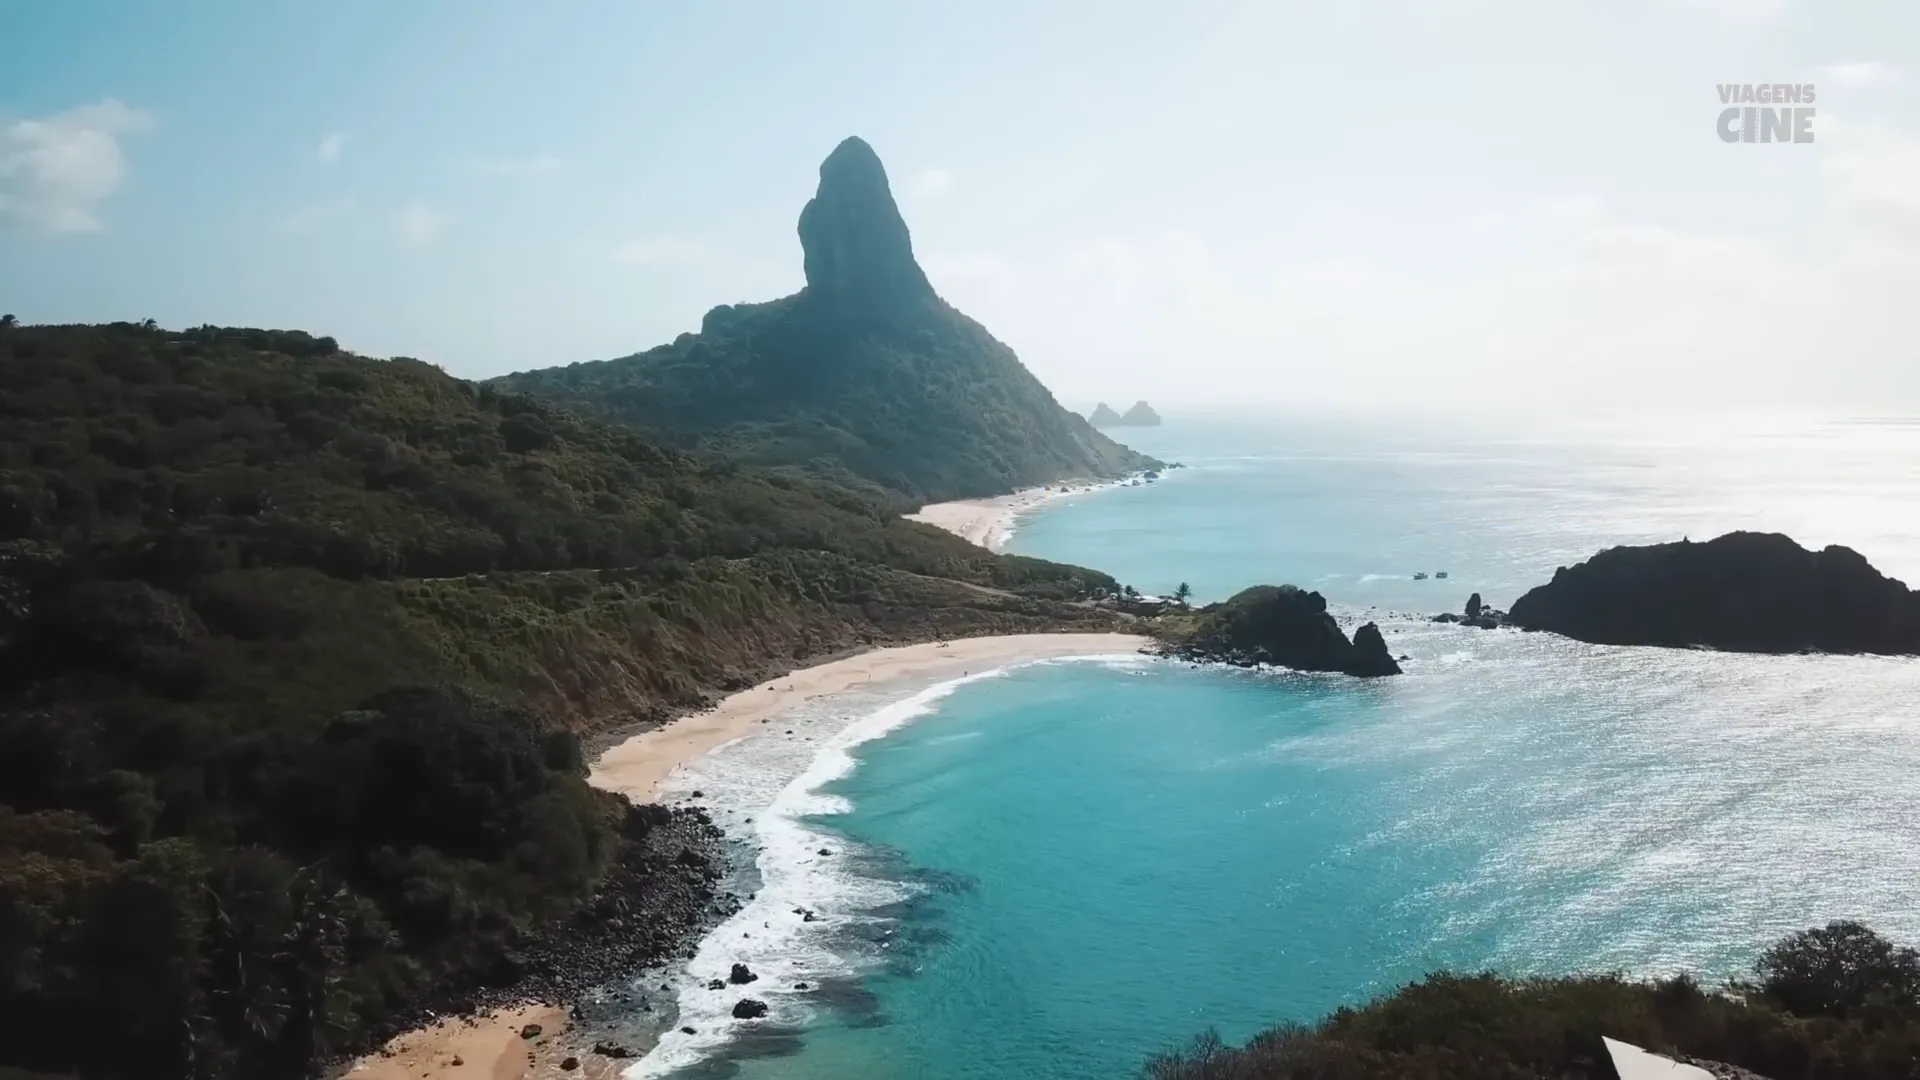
627,411,1920,1080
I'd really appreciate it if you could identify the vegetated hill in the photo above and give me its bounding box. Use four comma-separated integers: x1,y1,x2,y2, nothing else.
1507,531,1920,654
1154,585,1400,677
496,137,1159,502
0,320,1128,1080
1145,921,1920,1080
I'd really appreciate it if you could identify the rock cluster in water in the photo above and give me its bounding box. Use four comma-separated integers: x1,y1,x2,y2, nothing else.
1088,401,1162,427
1506,531,1920,654
1157,585,1401,677
1431,591,1510,629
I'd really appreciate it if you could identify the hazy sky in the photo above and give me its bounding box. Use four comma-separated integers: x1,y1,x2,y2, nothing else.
4,1,1917,413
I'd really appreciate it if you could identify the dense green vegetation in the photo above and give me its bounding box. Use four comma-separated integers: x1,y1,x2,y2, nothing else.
0,320,1127,1079
1146,921,1920,1079
497,137,1157,501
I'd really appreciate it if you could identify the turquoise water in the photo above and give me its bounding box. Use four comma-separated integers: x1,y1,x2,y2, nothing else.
633,412,1920,1080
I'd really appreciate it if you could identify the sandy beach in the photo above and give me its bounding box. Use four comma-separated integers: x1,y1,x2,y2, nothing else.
346,1004,593,1080
902,485,1072,550
591,632,1147,802
348,632,1147,1078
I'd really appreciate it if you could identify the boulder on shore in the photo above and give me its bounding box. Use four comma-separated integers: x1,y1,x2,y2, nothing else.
1154,585,1401,677
1507,531,1920,654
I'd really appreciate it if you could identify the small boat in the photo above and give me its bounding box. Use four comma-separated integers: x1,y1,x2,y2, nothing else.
1413,571,1429,580
1435,571,1449,579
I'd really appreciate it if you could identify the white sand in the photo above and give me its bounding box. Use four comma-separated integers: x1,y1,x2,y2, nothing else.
591,632,1147,801
347,1003,597,1080
902,485,1079,550
352,632,1149,1076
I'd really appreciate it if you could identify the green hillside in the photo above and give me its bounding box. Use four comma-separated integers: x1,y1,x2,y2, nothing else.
497,138,1159,502
0,319,1127,1079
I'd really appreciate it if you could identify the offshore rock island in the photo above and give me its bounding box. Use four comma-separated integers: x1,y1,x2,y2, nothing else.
1508,531,1920,655
497,137,1160,503
1153,585,1401,677
1088,400,1162,427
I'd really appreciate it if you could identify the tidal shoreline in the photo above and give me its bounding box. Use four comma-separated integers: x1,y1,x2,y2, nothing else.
904,471,1154,551
347,633,1148,1079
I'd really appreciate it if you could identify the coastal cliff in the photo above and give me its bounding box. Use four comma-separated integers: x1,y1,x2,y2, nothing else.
496,138,1159,502
1154,585,1401,676
1507,531,1920,654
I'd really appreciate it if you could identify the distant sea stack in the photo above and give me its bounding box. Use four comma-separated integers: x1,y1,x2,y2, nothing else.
494,136,1160,502
1156,585,1401,677
1508,531,1920,655
1090,401,1162,427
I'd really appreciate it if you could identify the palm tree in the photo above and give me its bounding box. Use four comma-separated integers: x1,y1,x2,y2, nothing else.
0,314,15,329
1173,582,1193,606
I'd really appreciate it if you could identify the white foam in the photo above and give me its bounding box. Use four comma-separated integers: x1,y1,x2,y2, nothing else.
995,469,1167,550
624,654,1139,1077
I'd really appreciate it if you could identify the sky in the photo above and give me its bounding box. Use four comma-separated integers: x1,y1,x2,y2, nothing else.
3,0,1917,414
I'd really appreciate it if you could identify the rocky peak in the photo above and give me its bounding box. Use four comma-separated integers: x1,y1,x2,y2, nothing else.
797,137,935,319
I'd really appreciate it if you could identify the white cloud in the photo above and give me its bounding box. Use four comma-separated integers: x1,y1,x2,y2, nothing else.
1669,0,1790,19
610,236,706,266
923,251,1011,281
394,201,453,247
1811,61,1905,90
317,131,349,164
1820,120,1920,234
0,99,153,234
939,115,1920,415
1063,237,1148,291
278,198,358,235
912,167,954,196
462,154,565,177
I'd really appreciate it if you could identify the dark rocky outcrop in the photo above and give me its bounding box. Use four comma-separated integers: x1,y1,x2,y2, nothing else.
796,137,936,320
1155,585,1401,677
1507,531,1920,654
1347,623,1401,676
497,137,1159,501
728,962,758,985
731,999,769,1020
1433,591,1509,630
